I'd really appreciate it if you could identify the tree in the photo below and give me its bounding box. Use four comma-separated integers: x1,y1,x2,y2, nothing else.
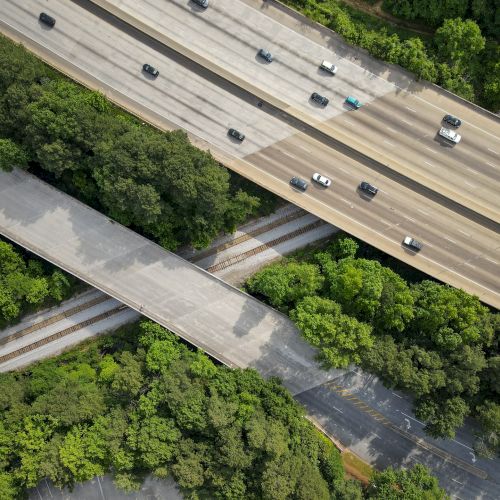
328,235,358,260
246,261,324,309
291,296,373,368
399,38,438,82
367,463,447,499
435,18,485,69
0,138,28,171
474,401,500,458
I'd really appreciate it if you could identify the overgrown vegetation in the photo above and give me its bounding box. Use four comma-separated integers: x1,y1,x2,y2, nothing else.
0,320,446,499
283,0,500,111
0,238,76,327
0,34,278,251
246,234,500,454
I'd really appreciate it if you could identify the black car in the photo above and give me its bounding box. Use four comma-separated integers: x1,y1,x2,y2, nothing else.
258,49,273,63
290,176,308,191
228,128,245,141
311,92,329,107
359,181,378,195
403,236,423,251
443,114,461,127
143,64,159,78
192,0,209,7
39,12,56,27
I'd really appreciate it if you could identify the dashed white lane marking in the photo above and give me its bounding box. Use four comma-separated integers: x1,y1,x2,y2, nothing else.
404,216,416,222
391,392,403,398
466,168,478,174
405,106,417,113
297,144,312,154
445,237,457,244
459,230,471,237
343,119,355,126
424,146,436,153
400,411,424,425
464,262,476,269
486,161,496,168
452,439,474,452
464,181,476,188
332,406,344,414
386,127,398,134
417,209,430,216
485,257,498,265
487,148,499,155
452,478,464,485
384,139,395,147
337,167,348,173
380,219,391,226
401,119,412,126
424,161,434,167
280,150,296,159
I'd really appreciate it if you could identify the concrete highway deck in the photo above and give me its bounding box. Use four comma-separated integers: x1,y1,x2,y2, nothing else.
97,0,500,223
1,0,498,307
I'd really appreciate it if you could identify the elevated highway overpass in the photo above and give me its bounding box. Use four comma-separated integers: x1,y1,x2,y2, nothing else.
1,0,498,306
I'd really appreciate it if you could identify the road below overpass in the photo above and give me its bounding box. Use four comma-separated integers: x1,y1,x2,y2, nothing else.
1,168,499,499
1,0,499,307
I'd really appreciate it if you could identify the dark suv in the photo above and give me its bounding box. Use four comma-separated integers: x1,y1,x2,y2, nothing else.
311,92,329,107
192,0,209,7
228,128,245,141
443,114,461,127
290,176,308,191
258,49,273,63
143,64,159,77
39,12,56,27
359,181,378,195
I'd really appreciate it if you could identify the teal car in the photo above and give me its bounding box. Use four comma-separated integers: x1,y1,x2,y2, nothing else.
345,96,362,109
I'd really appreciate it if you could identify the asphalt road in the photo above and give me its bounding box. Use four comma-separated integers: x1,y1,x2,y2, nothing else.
102,0,500,222
1,0,498,306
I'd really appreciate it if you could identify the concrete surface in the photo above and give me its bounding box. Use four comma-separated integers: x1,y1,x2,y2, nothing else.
0,0,498,307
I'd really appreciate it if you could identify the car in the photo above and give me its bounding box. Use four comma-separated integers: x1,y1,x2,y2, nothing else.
345,96,362,109
143,64,159,77
403,236,423,251
439,127,461,144
312,173,332,187
258,49,273,63
443,114,461,127
290,176,308,191
39,12,56,27
320,60,337,75
311,92,329,106
228,128,245,141
192,0,209,7
359,181,378,195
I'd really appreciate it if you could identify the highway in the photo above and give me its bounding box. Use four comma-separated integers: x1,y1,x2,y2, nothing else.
1,168,499,499
1,0,499,307
95,0,500,223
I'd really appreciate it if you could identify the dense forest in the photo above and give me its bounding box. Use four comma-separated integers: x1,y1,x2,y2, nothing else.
246,235,500,455
0,35,273,252
0,320,447,499
285,0,500,111
0,238,75,328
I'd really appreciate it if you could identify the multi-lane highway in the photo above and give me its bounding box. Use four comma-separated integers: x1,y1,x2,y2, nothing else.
1,0,498,306
98,0,500,223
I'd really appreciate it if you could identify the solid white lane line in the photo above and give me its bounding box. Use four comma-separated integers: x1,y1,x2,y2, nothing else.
459,230,471,237
452,439,474,452
487,148,499,155
405,106,417,113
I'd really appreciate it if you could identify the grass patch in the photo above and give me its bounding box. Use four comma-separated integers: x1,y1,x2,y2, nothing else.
342,450,373,484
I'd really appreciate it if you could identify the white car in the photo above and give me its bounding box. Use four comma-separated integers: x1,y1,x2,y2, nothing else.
312,173,332,187
320,60,337,74
439,127,461,144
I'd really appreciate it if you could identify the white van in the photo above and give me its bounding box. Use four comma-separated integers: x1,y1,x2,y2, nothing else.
320,60,337,74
